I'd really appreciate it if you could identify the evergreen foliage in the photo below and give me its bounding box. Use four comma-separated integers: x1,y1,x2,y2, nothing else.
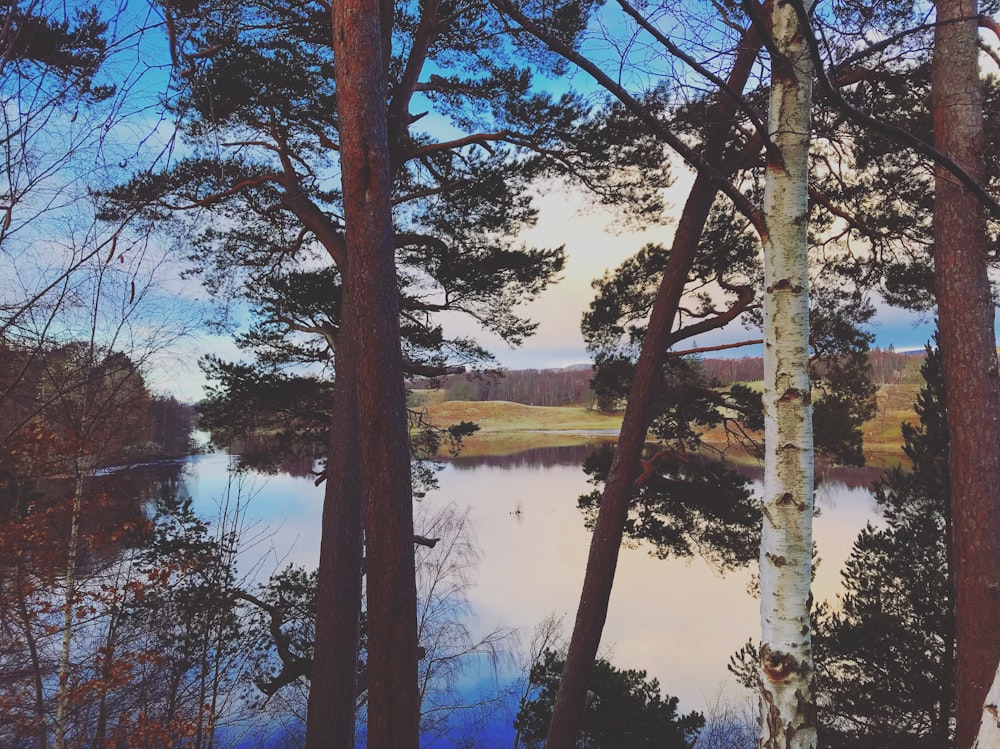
729,342,954,747
582,235,878,467
92,0,682,477
812,342,953,747
94,0,676,441
2,4,115,101
514,648,705,749
579,358,762,570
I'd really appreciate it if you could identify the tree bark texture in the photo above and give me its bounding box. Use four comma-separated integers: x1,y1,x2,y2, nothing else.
757,1,816,747
305,328,364,749
543,25,765,749
932,3,1000,747
329,1,421,748
974,663,1000,747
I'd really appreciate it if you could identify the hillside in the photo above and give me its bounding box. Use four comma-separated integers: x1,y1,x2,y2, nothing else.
421,382,923,465
426,400,622,432
414,347,925,409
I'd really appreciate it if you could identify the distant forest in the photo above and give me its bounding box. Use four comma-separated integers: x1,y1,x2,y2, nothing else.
415,348,924,408
0,343,197,473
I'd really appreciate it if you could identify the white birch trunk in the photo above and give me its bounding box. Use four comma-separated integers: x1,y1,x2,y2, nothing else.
53,473,85,749
758,1,817,747
975,662,1000,748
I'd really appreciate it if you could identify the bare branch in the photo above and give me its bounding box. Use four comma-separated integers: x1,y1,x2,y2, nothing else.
491,0,768,237
667,339,764,357
404,360,466,377
790,0,1000,219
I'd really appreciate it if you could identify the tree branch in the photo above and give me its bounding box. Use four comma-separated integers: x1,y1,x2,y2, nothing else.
791,0,1000,219
408,132,508,158
403,360,466,377
616,0,774,160
664,284,757,350
388,0,442,172
234,590,312,696
491,0,768,238
667,339,764,357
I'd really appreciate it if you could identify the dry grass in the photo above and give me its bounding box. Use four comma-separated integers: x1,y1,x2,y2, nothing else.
418,400,622,455
417,383,922,465
423,400,623,433
860,382,920,467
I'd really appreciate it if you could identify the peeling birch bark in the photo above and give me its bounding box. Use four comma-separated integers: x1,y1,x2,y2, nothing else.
758,1,817,747
974,662,1000,748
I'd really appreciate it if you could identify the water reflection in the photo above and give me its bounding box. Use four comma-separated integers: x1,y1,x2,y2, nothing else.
450,442,607,470
172,443,884,718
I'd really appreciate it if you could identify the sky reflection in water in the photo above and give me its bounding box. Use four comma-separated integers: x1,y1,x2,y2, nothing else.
182,446,883,717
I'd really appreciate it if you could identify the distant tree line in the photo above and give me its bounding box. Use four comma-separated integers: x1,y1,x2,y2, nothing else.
0,341,196,486
422,349,923,408
418,368,597,407
698,348,922,388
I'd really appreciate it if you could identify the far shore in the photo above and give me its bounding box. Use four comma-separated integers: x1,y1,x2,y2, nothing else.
418,383,919,467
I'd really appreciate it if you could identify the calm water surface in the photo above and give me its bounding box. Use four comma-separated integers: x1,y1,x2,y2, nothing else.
181,444,885,716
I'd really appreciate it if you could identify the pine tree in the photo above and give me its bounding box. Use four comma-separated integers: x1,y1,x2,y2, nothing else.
514,648,704,749
812,343,954,747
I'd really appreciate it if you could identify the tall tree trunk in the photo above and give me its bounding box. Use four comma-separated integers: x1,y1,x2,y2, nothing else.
305,335,364,749
932,3,1000,746
543,25,765,749
756,1,816,747
330,1,421,748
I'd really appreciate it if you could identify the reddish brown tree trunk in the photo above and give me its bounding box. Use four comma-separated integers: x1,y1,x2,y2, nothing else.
932,3,1000,747
305,328,363,749
328,1,421,749
542,186,713,749
543,27,764,747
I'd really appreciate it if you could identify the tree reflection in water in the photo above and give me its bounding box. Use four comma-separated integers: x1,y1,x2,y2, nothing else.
0,442,885,748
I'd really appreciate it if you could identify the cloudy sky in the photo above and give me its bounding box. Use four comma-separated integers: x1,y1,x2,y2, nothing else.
151,170,945,402
439,172,941,371
141,131,965,406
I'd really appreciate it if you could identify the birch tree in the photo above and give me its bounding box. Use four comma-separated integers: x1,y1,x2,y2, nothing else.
756,0,816,745
974,664,1000,748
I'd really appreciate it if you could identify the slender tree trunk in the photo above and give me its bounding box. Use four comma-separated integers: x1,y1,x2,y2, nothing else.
543,26,765,749
932,3,1000,746
330,1,421,748
756,1,816,747
15,557,47,749
91,606,119,749
53,475,85,749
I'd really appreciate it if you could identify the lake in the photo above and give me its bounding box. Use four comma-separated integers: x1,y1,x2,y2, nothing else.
180,442,886,729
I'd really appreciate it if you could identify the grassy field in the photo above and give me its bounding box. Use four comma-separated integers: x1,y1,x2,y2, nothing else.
420,399,622,455
418,381,923,465
861,382,921,465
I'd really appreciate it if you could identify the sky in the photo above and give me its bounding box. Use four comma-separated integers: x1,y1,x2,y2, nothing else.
151,168,944,403
449,176,941,373
118,5,946,403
